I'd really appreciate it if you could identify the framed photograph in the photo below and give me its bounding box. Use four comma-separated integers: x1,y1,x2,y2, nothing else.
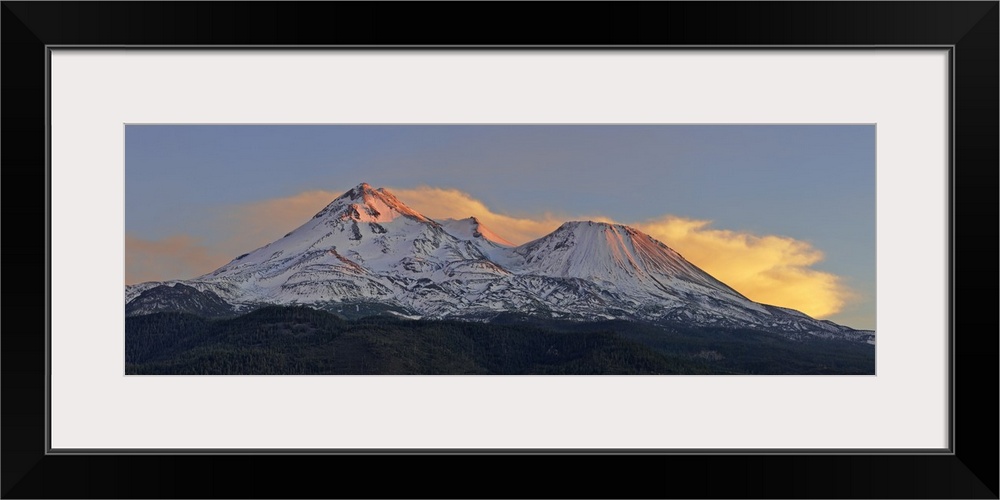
120,122,877,379
3,2,996,498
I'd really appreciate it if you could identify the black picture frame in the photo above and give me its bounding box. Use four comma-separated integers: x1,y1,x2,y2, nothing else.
3,2,996,498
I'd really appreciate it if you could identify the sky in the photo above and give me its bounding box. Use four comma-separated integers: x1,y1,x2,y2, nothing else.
125,125,876,330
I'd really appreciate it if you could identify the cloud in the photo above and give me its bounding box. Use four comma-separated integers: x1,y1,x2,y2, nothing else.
126,185,857,318
223,189,340,251
630,217,856,318
389,186,569,244
216,185,602,247
126,191,341,285
124,234,226,284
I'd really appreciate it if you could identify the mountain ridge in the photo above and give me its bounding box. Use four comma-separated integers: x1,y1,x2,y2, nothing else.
125,182,874,344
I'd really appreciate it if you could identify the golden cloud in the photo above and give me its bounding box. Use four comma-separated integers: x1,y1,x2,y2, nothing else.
124,234,225,284
126,185,856,317
630,217,856,318
390,186,567,244
225,189,340,249
126,191,342,284
215,185,602,246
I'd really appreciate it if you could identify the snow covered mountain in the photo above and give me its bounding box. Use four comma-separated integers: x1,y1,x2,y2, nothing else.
125,182,874,343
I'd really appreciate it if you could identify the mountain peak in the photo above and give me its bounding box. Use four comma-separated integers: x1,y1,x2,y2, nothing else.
518,218,747,298
557,220,632,233
317,183,430,223
337,182,376,201
438,216,515,248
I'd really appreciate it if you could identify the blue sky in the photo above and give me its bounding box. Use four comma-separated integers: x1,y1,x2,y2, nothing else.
125,125,875,329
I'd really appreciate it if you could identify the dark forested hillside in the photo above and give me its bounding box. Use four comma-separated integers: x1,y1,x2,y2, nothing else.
125,306,875,375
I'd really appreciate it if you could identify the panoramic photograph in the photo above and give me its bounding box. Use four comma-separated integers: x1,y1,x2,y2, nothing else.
124,125,875,375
